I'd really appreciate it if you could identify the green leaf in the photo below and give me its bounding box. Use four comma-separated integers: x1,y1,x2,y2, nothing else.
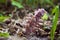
52,6,59,15
42,13,48,20
11,0,24,8
0,16,9,22
50,5,59,40
0,32,10,38
45,0,53,5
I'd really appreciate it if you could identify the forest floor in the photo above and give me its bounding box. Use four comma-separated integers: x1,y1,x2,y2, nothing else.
10,35,49,40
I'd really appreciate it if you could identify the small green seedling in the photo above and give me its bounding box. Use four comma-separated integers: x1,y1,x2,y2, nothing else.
50,5,59,40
